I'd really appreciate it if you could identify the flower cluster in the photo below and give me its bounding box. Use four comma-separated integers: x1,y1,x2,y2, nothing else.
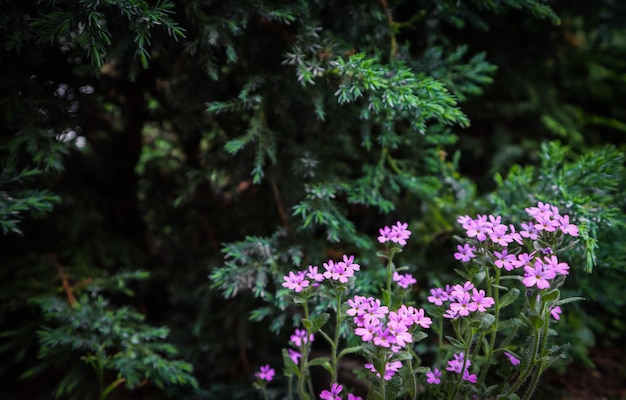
349,296,432,352
392,271,417,289
457,201,578,248
456,202,578,293
282,255,360,292
446,352,477,383
427,281,495,319
286,328,313,365
364,359,403,381
377,221,412,246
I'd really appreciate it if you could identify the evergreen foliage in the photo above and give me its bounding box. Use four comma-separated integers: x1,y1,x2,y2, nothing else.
1,0,625,398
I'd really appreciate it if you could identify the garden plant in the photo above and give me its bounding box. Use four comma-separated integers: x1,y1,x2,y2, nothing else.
1,0,626,399
251,202,582,400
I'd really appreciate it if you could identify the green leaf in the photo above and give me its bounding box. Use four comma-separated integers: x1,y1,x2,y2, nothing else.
301,313,330,333
445,335,465,349
555,296,585,306
307,356,333,374
338,345,364,360
413,331,428,343
499,287,520,308
541,288,560,303
282,348,300,378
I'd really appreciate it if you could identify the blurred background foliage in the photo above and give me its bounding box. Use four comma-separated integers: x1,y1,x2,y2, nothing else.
1,0,625,398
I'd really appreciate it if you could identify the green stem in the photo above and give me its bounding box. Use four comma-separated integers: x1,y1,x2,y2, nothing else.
385,251,394,307
477,268,501,387
437,315,444,366
331,291,343,383
298,303,312,400
522,310,551,400
503,317,543,397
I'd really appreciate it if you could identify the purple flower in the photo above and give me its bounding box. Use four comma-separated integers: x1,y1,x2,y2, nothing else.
341,254,361,274
449,293,478,317
348,394,363,400
454,243,477,262
446,352,471,374
550,305,562,320
426,368,442,384
543,255,569,275
450,281,475,299
463,369,477,383
393,271,417,289
412,307,433,328
378,222,411,245
523,260,556,289
508,224,524,245
322,259,353,283
378,226,392,243
557,215,579,236
282,271,310,292
513,252,535,269
365,361,403,381
489,224,512,246
307,265,324,282
320,383,342,400
465,214,495,241
443,308,458,319
494,248,517,271
428,287,449,306
290,329,314,347
354,319,379,342
387,320,412,349
390,221,411,245
373,327,396,348
363,298,389,325
520,221,540,240
347,295,369,317
255,364,275,382
288,348,301,364
504,351,520,366
471,288,495,312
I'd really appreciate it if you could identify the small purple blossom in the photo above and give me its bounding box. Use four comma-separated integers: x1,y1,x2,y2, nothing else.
451,281,475,299
365,360,403,381
494,248,517,271
446,352,471,374
428,287,449,306
454,243,477,262
543,255,570,275
426,368,442,384
354,319,379,342
550,305,562,320
282,271,310,292
449,292,478,317
522,260,556,289
471,288,495,312
288,348,301,364
290,329,314,347
504,351,521,366
307,265,324,282
255,364,275,381
463,370,477,383
393,271,417,289
348,394,363,400
320,383,343,400
378,222,411,246
557,215,579,236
